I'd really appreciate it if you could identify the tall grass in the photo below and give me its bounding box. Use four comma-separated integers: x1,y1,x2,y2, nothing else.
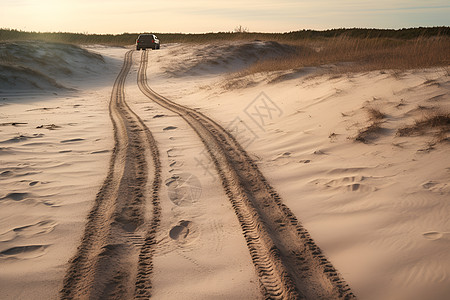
1,28,449,73
1,27,449,45
238,36,450,75
398,112,450,137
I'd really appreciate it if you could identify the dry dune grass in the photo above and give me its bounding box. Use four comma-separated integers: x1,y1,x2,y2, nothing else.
355,108,450,145
238,36,450,76
398,111,450,138
355,107,386,143
366,107,386,120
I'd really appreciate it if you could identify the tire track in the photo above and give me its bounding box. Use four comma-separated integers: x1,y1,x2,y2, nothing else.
60,50,161,299
137,50,355,299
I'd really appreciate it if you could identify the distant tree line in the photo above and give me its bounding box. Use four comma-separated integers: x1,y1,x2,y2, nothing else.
282,27,450,39
0,27,448,45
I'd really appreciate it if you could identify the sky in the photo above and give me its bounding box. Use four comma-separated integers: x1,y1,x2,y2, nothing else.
1,0,449,34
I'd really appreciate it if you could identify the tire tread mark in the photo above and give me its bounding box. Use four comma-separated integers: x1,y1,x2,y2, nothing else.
137,50,355,300
60,50,161,300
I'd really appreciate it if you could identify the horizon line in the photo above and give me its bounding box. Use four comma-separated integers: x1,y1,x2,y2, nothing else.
1,26,449,36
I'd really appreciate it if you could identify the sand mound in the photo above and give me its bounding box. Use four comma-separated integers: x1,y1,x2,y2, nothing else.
0,41,105,92
0,64,66,91
164,41,299,76
143,42,450,299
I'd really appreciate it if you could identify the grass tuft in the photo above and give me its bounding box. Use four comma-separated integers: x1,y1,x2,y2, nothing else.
354,107,386,143
237,36,450,76
397,112,450,137
367,107,385,120
355,121,384,143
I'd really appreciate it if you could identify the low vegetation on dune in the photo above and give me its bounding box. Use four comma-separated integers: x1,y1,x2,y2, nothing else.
163,41,299,77
1,27,448,45
1,27,449,75
355,107,386,143
354,107,450,145
398,112,450,139
238,35,450,76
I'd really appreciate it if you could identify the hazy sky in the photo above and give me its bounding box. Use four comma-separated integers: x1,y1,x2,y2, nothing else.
1,0,449,33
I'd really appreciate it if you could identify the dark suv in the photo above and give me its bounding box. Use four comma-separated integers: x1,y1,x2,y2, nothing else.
136,34,160,50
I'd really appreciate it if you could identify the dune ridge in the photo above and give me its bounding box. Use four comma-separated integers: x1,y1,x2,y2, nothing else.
0,41,105,92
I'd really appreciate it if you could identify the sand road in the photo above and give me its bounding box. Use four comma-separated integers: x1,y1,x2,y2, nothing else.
60,50,354,299
60,50,162,299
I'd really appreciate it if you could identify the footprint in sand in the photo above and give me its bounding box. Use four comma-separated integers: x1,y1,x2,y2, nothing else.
311,176,376,192
60,138,85,143
168,160,184,173
313,149,327,155
36,124,61,130
273,151,291,160
271,152,293,166
0,122,28,127
422,181,438,189
0,170,14,177
0,192,31,201
169,160,184,168
90,149,109,154
0,134,44,144
163,126,177,131
422,181,450,194
344,183,375,192
167,148,181,158
169,220,198,244
165,173,202,206
0,245,48,260
422,231,445,240
298,159,311,164
0,192,57,206
0,167,41,178
325,176,365,187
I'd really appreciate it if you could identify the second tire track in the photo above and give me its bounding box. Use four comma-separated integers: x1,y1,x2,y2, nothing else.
137,50,355,300
61,50,161,299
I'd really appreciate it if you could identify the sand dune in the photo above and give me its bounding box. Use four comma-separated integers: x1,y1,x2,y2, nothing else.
0,41,449,299
0,41,107,92
163,41,298,77
0,44,127,299
146,43,450,299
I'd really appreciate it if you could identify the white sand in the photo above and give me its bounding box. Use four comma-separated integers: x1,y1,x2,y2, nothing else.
145,43,450,300
123,51,260,299
1,41,449,299
0,45,128,299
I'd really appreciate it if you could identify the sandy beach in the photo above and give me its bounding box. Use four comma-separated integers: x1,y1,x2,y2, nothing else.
1,41,449,299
